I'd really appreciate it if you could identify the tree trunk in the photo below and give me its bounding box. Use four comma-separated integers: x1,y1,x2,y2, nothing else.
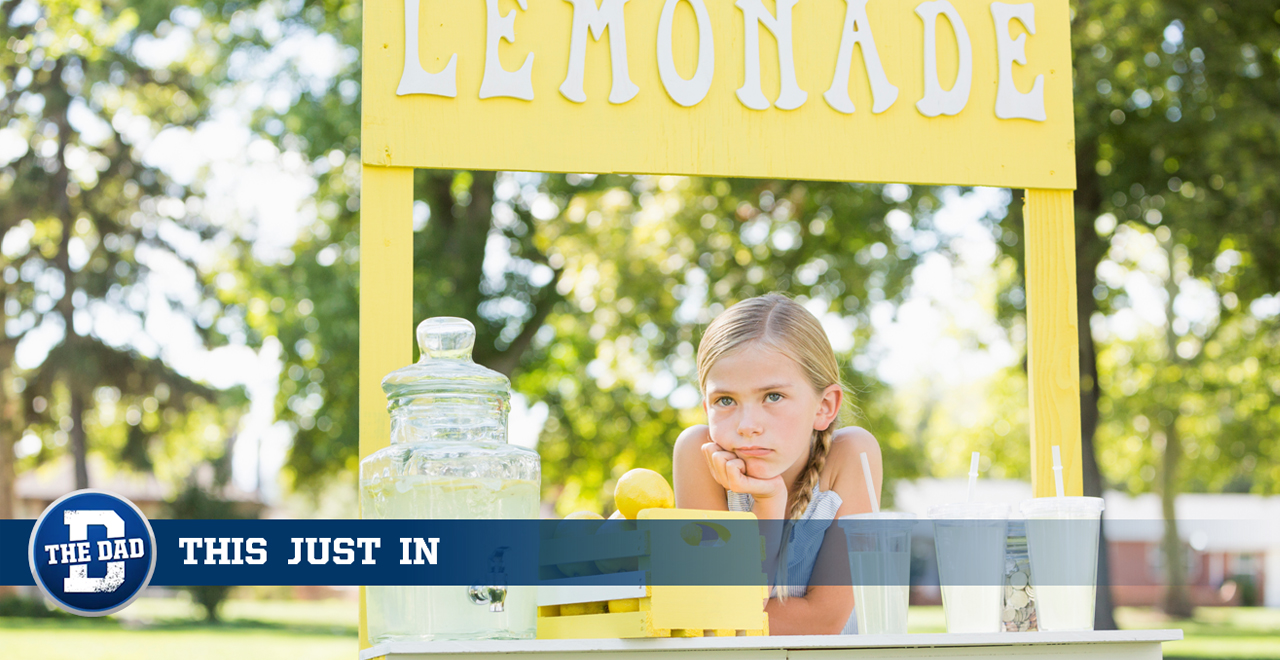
71,388,89,490
1160,420,1192,617
0,341,16,521
0,350,15,599
1073,152,1118,630
51,60,88,492
1159,234,1193,618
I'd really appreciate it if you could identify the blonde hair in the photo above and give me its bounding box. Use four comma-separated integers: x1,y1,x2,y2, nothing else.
696,294,852,592
696,293,850,520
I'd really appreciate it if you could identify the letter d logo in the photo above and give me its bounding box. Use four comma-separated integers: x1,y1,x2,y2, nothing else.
29,490,156,616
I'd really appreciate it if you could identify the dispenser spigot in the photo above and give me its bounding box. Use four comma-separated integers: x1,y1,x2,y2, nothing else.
467,546,509,612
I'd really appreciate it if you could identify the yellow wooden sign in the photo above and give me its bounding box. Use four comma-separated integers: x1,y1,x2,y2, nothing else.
357,1,1085,649
362,0,1075,189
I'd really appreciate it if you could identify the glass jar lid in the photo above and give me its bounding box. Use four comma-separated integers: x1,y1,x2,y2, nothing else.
381,317,510,401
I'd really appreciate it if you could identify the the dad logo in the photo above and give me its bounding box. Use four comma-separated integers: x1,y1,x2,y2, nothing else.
28,490,156,616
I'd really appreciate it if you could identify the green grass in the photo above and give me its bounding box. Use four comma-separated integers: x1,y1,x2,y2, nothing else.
908,605,1280,659
0,597,357,660
2,599,1275,659
1117,606,1280,660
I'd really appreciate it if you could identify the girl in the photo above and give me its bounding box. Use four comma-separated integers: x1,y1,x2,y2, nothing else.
673,293,882,635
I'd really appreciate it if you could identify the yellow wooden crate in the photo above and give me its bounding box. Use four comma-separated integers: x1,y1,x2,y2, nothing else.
537,509,769,639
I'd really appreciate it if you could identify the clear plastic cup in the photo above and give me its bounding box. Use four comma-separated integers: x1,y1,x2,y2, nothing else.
838,512,917,635
1020,497,1105,631
929,502,1010,633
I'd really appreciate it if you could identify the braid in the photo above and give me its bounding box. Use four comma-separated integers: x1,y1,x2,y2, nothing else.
788,425,835,519
693,293,854,598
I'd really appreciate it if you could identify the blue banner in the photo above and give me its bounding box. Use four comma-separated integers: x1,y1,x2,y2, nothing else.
2,518,1259,588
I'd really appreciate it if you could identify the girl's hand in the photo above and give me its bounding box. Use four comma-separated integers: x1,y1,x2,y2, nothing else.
701,441,787,502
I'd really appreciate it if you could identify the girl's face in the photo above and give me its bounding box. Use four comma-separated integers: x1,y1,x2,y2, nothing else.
702,344,842,483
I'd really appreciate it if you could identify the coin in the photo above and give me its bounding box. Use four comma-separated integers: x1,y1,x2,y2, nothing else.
1011,571,1028,588
1002,608,1017,622
1009,590,1030,608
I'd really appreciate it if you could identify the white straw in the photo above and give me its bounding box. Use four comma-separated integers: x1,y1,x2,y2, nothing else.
1051,445,1065,498
967,452,980,503
860,452,880,513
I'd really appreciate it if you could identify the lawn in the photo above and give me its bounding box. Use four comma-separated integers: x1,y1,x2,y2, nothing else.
1,599,1275,660
0,596,357,660
1117,606,1280,660
910,605,1280,659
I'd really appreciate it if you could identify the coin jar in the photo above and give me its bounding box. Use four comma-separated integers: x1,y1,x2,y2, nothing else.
1002,520,1038,632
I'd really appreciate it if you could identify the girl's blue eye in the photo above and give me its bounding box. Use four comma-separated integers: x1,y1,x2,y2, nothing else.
766,393,783,402
716,396,734,406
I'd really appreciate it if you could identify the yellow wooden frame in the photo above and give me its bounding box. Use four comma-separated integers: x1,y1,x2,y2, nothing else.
357,0,1082,650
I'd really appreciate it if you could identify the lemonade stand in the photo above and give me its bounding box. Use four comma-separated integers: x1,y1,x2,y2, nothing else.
355,0,1180,657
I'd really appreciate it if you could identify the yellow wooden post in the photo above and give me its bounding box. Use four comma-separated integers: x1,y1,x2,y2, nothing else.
1023,189,1083,498
358,163,414,650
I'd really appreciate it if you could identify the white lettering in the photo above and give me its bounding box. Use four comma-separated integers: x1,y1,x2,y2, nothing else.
991,2,1045,121
129,537,144,559
64,510,125,542
400,537,439,565
561,0,639,104
415,537,439,565
307,538,331,565
179,538,202,565
824,0,898,114
246,538,268,565
657,0,715,107
735,0,806,110
65,561,125,594
97,540,113,561
334,538,356,565
357,538,381,565
480,0,535,100
204,537,229,565
288,538,304,565
397,0,458,97
915,0,972,117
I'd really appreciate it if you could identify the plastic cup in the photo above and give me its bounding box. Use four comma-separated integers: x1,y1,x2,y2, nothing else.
929,503,1010,633
1020,497,1105,631
838,512,917,635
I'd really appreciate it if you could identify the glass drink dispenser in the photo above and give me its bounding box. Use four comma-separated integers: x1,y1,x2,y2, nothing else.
361,317,540,643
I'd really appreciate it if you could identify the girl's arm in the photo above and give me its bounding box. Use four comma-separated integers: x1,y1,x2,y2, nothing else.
672,426,729,510
673,425,789,583
764,427,883,635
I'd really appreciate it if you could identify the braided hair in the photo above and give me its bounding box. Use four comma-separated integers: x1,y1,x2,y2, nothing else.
696,294,851,594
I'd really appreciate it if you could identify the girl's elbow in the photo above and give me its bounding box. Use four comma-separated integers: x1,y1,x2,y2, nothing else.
816,610,848,635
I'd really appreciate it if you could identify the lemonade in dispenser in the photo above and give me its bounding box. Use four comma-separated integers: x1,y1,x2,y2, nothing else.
361,317,540,643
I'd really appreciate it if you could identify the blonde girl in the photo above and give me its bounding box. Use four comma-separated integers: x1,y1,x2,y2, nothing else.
673,293,883,635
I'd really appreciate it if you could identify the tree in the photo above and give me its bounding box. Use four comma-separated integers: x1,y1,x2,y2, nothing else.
236,0,956,502
995,0,1280,621
1,0,250,506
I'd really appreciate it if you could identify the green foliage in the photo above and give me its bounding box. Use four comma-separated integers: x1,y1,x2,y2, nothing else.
0,595,73,619
166,479,261,623
1,0,252,491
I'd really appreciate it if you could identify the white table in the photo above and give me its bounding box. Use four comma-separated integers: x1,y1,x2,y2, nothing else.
362,630,1183,660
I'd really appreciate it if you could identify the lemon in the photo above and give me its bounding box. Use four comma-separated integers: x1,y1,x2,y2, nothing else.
680,523,703,546
614,468,674,520
594,516,639,574
561,602,607,616
555,511,604,577
608,598,639,613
